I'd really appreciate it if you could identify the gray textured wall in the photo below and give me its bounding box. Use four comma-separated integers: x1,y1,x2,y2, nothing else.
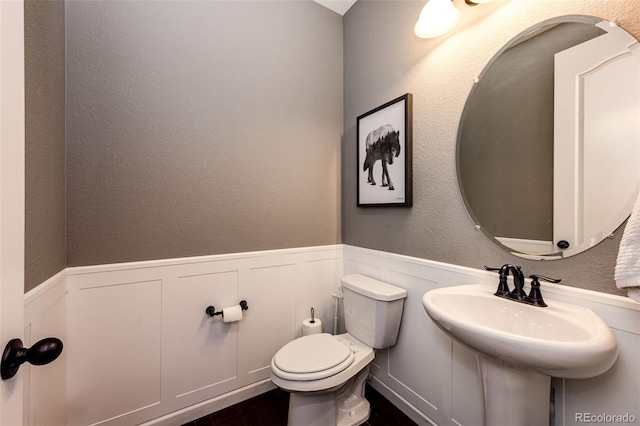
25,0,66,292
65,0,343,266
342,0,640,295
29,0,640,297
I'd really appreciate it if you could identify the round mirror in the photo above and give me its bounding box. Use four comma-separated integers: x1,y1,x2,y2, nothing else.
457,15,640,260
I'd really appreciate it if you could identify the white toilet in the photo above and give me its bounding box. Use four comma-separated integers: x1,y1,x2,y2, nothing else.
270,274,407,426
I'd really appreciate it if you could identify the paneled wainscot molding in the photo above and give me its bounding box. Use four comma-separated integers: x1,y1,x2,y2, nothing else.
24,245,640,426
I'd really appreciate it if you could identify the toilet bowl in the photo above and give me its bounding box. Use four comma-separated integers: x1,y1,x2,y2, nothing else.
270,333,374,426
270,274,407,426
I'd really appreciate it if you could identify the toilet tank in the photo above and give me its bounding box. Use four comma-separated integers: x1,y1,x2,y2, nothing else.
341,274,407,349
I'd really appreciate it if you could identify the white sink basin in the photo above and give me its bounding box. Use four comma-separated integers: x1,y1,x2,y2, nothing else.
422,284,618,379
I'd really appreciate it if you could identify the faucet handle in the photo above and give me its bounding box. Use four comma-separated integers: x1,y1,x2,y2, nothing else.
526,275,560,307
484,264,512,273
529,274,561,284
484,265,511,296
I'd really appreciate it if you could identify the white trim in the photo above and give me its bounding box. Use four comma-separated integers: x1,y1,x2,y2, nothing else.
23,269,67,426
368,376,436,426
58,244,640,312
542,278,640,309
138,378,276,425
343,244,640,311
24,269,67,307
344,244,481,275
67,244,343,276
1,0,26,423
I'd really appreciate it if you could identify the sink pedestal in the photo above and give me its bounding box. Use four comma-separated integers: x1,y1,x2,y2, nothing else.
478,356,549,426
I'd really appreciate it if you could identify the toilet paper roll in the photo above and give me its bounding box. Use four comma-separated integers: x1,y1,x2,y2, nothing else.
302,318,323,336
222,305,243,323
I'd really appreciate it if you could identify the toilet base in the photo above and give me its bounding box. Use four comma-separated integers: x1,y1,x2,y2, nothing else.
289,392,336,426
287,366,370,426
336,398,369,426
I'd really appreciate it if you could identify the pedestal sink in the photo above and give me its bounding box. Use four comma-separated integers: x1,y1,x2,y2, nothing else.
422,284,618,425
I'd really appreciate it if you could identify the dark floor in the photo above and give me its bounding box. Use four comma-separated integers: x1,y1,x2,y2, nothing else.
183,383,418,426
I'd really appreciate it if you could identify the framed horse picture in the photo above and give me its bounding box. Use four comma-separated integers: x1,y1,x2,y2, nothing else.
357,93,413,207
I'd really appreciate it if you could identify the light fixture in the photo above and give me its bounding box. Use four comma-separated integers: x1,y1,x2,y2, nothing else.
415,0,496,39
414,0,460,39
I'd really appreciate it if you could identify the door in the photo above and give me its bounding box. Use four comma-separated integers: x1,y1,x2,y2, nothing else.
0,0,26,424
554,20,640,257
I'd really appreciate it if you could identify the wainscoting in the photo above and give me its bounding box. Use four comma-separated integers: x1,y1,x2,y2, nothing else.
65,245,343,426
23,244,640,425
343,245,640,426
24,270,67,426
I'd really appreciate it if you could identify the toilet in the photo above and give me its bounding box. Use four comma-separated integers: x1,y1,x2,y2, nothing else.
270,274,407,426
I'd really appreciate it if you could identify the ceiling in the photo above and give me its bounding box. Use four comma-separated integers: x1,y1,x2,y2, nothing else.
313,0,357,15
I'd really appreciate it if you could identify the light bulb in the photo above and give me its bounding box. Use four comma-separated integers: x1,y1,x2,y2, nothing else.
414,0,461,39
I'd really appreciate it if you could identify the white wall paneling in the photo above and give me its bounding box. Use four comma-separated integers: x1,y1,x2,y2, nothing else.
172,270,240,400
243,264,297,380
26,244,640,425
67,275,163,426
343,245,640,426
23,270,67,426
65,245,343,425
344,246,487,425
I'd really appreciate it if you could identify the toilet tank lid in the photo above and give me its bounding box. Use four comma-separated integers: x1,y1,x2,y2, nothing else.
341,274,407,301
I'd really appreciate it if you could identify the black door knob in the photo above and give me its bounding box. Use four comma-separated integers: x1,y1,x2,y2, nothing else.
557,240,570,249
1,337,63,380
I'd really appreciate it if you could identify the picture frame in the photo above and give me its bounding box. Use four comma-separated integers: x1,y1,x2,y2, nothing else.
357,93,412,207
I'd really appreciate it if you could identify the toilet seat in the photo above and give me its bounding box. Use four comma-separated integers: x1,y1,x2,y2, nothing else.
272,333,355,381
271,333,375,393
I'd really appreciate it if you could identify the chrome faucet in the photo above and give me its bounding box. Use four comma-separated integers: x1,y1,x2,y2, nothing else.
484,265,561,307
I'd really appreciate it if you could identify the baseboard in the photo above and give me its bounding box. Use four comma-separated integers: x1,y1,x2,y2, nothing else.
368,376,436,426
139,379,276,426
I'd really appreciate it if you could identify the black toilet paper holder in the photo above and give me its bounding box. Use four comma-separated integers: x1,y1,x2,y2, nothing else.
205,300,249,317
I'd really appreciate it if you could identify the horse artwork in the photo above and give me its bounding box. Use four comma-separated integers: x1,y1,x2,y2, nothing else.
363,124,401,190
